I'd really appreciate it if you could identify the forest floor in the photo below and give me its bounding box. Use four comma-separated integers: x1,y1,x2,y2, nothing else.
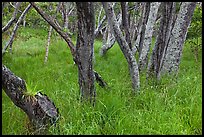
2,27,202,135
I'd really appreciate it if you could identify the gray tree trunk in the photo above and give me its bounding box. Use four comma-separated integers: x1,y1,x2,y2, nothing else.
132,2,145,55
100,13,121,56
147,2,176,79
44,26,53,64
2,65,59,135
76,2,96,104
121,2,131,50
2,4,32,55
30,2,107,90
2,2,22,33
138,2,160,71
102,2,140,91
161,2,196,75
138,2,150,57
44,3,61,64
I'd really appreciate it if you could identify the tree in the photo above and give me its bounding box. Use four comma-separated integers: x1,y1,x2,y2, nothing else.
2,3,32,55
2,2,22,33
102,2,140,91
138,2,160,70
147,2,176,80
30,2,107,104
161,2,196,75
75,2,96,104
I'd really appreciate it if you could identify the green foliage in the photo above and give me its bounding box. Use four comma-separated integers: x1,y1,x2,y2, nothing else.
186,4,202,40
2,27,202,135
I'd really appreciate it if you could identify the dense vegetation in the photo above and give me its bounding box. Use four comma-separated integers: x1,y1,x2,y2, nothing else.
2,26,202,135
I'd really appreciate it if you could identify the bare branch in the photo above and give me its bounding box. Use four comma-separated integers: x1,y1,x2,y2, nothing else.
2,2,22,33
2,4,32,55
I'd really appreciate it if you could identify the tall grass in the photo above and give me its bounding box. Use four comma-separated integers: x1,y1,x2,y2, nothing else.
2,27,202,135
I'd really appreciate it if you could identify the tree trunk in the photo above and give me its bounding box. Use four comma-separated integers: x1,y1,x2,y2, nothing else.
30,2,107,90
138,2,160,71
138,2,150,57
44,3,61,64
44,26,53,64
102,2,140,91
100,25,116,56
121,2,131,50
147,2,176,79
2,65,59,135
99,13,122,56
2,2,22,33
75,2,96,104
161,2,196,75
132,2,145,55
2,3,32,55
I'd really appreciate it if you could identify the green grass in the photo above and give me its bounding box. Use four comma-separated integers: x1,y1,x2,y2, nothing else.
2,27,202,135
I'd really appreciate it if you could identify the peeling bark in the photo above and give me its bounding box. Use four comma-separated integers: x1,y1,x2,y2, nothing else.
2,65,59,135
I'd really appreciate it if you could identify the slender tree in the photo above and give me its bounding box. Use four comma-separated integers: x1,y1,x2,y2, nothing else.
102,2,140,91
139,2,160,71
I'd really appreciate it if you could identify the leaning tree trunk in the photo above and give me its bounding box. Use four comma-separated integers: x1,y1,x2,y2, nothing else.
2,2,22,33
75,2,96,104
147,2,176,80
2,3,32,55
161,2,196,75
2,65,59,135
99,13,122,56
138,2,160,71
102,2,140,91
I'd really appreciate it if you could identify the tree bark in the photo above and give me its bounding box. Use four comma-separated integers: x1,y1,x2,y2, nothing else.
2,65,59,135
121,2,131,50
139,2,160,70
2,3,32,55
161,2,196,75
132,2,145,55
102,2,140,91
147,2,176,79
138,2,150,57
75,2,96,104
